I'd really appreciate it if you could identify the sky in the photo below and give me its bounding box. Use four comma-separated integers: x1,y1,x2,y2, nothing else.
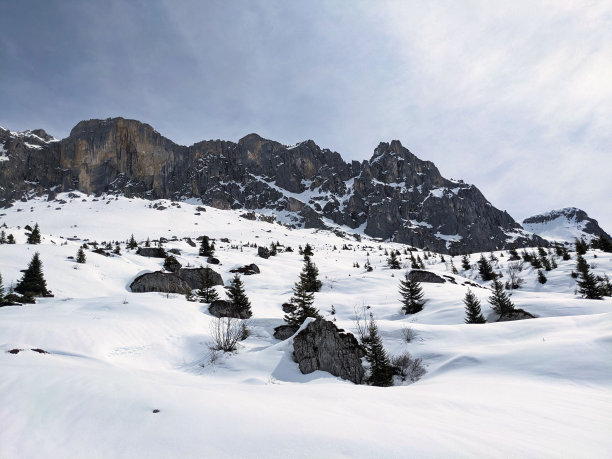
1,0,611,231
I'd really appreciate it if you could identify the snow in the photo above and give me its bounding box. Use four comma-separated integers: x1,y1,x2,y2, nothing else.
0,142,8,161
523,212,597,243
0,193,611,458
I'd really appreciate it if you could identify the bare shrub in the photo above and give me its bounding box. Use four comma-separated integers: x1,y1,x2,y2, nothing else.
505,261,524,290
391,351,426,382
209,317,244,352
402,326,419,343
352,304,370,344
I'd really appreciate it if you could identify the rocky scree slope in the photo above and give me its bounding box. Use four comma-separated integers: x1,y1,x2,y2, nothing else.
0,117,544,253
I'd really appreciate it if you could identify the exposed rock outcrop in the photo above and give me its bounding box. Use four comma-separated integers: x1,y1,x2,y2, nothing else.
209,300,251,319
408,270,446,284
0,117,548,253
130,271,190,294
293,318,365,384
229,263,260,275
257,246,270,259
136,247,166,258
273,324,299,340
498,308,536,322
130,267,222,293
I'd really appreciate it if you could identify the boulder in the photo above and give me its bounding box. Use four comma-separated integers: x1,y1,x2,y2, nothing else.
184,237,196,247
497,308,536,322
273,324,299,340
136,247,166,258
207,256,220,265
257,246,270,259
293,318,365,384
167,248,181,255
177,267,223,290
209,300,251,319
230,263,260,275
130,271,190,294
408,270,446,284
163,256,182,273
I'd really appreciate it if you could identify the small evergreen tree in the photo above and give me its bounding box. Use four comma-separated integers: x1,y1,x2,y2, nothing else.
450,259,458,274
199,236,214,257
285,272,320,326
365,313,394,387
0,272,5,305
303,243,314,258
488,280,515,318
303,257,322,292
478,255,496,281
76,247,87,264
15,252,50,297
461,254,471,271
364,257,373,272
114,243,121,255
463,289,486,324
127,234,138,249
0,230,6,244
387,251,401,269
27,223,41,244
226,274,252,318
575,238,588,256
7,234,15,244
410,253,419,269
537,269,547,284
145,237,151,248
399,273,425,314
508,248,520,261
196,266,220,303
575,258,602,299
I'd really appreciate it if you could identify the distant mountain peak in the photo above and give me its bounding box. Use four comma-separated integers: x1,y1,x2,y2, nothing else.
523,208,610,243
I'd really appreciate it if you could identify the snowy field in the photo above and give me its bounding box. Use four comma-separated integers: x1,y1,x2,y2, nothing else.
1,193,611,458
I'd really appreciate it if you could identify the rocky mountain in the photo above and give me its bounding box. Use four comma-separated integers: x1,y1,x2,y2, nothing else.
0,117,544,253
523,208,611,243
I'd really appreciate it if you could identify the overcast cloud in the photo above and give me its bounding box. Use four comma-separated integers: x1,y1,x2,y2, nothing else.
1,0,610,230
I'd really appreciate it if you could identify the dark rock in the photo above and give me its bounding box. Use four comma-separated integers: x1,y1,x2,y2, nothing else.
136,247,166,258
167,248,181,255
257,246,270,259
229,263,260,275
207,256,220,265
220,238,230,243
273,324,299,340
281,302,295,313
163,256,182,273
92,248,110,257
31,348,48,354
8,349,22,354
184,237,196,247
293,318,365,384
408,270,446,283
498,308,536,322
130,271,190,294
177,267,223,290
209,300,251,319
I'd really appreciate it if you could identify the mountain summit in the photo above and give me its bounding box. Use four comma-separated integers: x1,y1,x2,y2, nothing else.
523,208,611,243
0,117,544,253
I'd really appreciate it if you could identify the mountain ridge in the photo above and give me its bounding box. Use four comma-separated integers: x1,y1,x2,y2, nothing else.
1,117,544,253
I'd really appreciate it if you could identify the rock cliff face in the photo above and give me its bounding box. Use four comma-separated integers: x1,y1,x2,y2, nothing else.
1,117,545,253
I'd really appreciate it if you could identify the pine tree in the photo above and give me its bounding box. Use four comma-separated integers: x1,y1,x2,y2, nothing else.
197,266,220,303
364,257,373,272
478,255,496,281
364,313,394,387
387,251,401,269
463,289,486,324
461,255,471,271
575,258,602,299
7,234,15,244
15,252,50,297
226,274,252,318
127,234,138,249
303,243,314,258
410,253,419,269
0,230,6,244
114,243,121,255
303,257,322,292
76,247,87,264
145,237,151,247
199,236,214,257
537,269,547,284
399,273,426,314
450,259,458,274
508,248,520,261
285,272,320,327
575,238,588,256
27,223,41,244
488,280,515,318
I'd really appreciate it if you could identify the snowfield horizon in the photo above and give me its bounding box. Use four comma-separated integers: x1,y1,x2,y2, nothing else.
1,192,611,458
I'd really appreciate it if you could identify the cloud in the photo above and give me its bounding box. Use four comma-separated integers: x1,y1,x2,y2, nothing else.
0,0,610,230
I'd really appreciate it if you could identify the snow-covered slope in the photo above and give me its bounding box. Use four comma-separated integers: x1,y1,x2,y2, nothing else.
1,193,611,458
523,207,611,243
